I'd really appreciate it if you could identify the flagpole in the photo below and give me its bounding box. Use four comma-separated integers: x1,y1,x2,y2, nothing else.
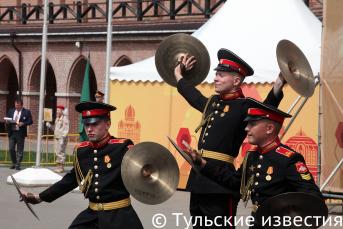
104,0,113,103
35,0,49,167
8,0,80,186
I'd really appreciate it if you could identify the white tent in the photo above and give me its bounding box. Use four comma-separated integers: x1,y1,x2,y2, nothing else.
110,0,321,84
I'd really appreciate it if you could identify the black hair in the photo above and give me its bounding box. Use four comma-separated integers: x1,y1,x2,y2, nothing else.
14,97,23,105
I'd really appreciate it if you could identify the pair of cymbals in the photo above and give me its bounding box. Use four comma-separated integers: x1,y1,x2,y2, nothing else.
121,142,179,205
155,33,210,87
255,192,328,229
277,40,316,97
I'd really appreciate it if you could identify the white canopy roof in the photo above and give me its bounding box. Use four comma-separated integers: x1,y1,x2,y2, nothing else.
110,0,321,84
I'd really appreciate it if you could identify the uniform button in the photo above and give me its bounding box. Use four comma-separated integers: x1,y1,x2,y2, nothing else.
257,164,261,169
96,196,100,200
254,201,259,205
95,188,98,192
208,125,212,128
256,173,260,177
254,182,259,186
94,165,98,170
251,189,255,192
210,117,214,121
95,181,99,185
214,110,218,114
205,133,208,136
256,193,260,197
94,157,98,162
94,150,97,154
216,103,220,107
202,140,205,143
95,174,99,178
259,155,263,160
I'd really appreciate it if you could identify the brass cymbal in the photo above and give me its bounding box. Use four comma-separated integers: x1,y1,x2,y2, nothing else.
276,40,315,97
255,192,328,229
155,33,210,87
121,142,180,205
167,136,200,174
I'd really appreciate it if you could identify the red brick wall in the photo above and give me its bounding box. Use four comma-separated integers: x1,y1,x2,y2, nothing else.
0,39,161,134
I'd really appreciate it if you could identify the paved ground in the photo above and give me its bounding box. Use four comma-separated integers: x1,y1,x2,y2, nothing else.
0,166,342,229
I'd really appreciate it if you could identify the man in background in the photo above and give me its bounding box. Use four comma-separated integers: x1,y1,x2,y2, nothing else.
47,105,69,173
95,90,104,103
5,97,33,170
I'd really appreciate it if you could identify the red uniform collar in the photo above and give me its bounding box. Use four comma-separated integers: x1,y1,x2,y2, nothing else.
257,137,281,154
220,88,245,100
92,134,111,149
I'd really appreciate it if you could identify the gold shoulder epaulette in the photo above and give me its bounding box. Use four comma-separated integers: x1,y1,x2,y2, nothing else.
275,146,295,158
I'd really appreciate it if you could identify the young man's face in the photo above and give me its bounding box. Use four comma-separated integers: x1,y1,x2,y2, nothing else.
214,71,242,94
84,119,110,142
245,119,273,146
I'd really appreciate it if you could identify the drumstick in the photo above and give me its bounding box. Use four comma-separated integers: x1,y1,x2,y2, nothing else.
181,140,191,150
182,140,201,155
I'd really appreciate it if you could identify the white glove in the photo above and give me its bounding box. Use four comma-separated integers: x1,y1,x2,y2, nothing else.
46,122,51,128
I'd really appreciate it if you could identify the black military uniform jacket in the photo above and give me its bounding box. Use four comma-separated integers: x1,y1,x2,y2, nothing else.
39,135,143,229
177,78,283,194
201,138,322,209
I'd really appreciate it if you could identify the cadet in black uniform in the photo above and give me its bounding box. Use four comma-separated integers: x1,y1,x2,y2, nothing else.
21,101,143,229
174,49,286,227
189,99,322,228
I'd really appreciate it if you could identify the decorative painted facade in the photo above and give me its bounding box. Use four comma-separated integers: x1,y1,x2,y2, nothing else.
117,105,141,144
285,130,318,182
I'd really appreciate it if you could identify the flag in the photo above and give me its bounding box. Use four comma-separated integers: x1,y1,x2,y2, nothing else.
79,55,91,141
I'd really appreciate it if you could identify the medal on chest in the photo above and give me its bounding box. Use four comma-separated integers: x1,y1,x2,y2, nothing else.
266,166,273,181
220,105,230,117
104,155,112,168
